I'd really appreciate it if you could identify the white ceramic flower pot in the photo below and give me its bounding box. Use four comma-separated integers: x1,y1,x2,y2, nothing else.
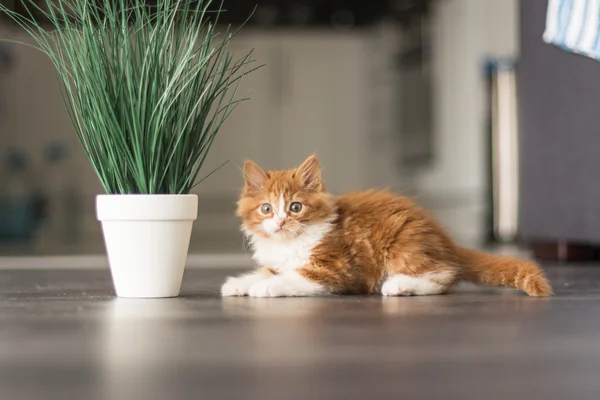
96,194,198,298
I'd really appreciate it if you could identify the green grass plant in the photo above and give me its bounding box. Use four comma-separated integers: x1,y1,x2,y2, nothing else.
0,0,259,194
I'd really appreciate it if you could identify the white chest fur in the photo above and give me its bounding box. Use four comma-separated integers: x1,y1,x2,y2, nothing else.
249,222,333,273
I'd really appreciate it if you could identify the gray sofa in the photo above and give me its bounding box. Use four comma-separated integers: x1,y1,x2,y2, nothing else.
518,0,600,258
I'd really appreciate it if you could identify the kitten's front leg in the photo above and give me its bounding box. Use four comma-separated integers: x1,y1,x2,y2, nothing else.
248,270,326,298
221,268,275,297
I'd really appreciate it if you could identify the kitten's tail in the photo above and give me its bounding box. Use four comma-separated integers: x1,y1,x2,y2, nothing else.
457,247,552,297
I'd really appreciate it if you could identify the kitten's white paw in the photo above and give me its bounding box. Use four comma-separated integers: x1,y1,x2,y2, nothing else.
381,274,448,296
248,277,291,298
248,272,325,298
381,278,415,296
221,276,254,297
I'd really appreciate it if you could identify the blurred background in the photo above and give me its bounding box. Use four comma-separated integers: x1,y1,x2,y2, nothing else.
0,0,585,265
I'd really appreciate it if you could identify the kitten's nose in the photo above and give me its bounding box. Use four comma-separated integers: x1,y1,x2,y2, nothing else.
277,219,286,228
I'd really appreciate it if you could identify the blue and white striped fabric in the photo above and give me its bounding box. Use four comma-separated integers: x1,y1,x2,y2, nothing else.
543,0,600,60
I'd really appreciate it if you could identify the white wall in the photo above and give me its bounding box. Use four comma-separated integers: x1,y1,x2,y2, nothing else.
0,0,520,248
399,0,519,245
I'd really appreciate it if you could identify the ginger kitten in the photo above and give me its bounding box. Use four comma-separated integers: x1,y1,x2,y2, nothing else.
221,155,552,298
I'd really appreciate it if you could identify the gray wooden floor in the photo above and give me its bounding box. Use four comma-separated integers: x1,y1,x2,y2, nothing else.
1,265,599,400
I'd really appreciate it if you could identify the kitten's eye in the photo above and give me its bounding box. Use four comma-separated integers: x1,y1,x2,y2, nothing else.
260,203,273,215
289,202,303,213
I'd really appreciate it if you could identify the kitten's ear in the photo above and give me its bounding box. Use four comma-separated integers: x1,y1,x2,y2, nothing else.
297,154,324,191
242,159,268,193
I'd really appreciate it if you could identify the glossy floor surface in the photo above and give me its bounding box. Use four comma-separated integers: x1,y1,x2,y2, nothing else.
1,265,599,400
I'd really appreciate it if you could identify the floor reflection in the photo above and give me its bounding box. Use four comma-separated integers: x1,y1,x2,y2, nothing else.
2,267,598,400
98,298,193,399
220,290,551,319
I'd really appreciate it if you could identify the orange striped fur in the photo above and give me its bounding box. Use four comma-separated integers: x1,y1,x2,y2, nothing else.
221,155,552,298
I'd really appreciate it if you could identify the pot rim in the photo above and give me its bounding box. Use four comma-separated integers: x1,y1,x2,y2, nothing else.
96,194,198,221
